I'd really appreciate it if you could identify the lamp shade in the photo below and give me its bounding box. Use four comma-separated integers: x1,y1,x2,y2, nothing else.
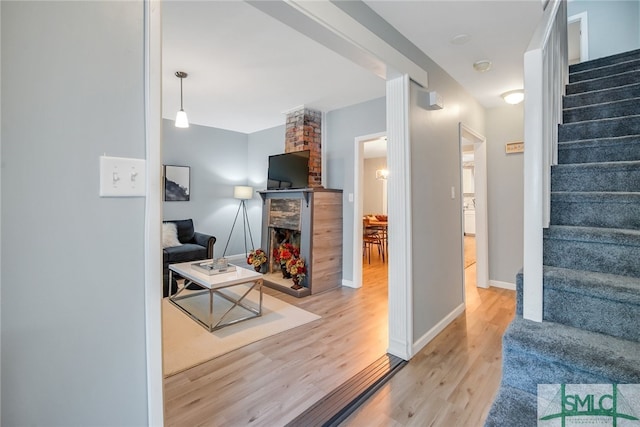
175,109,189,128
234,185,254,200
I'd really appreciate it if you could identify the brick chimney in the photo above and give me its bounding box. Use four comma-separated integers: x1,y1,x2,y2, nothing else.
284,107,322,188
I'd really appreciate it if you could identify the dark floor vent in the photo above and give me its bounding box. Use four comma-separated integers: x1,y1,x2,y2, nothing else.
286,353,407,427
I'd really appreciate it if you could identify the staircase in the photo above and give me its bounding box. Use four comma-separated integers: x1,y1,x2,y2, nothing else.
485,49,640,425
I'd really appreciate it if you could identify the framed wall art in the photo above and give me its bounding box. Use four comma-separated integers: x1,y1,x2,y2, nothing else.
164,165,190,201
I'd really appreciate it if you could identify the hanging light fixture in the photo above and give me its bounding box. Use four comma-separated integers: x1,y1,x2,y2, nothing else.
175,71,189,128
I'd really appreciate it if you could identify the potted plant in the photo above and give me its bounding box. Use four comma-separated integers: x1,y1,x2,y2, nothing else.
286,257,306,290
247,249,267,272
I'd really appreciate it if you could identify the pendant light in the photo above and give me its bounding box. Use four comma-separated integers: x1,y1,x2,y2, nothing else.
175,71,189,128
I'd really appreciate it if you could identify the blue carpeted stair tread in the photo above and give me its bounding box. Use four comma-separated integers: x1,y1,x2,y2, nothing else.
558,115,640,141
557,135,640,164
551,160,640,192
564,83,640,109
503,317,640,390
563,97,640,123
570,58,640,83
544,225,640,245
542,266,640,305
550,191,640,229
566,69,640,95
551,191,640,203
484,385,537,427
569,48,640,73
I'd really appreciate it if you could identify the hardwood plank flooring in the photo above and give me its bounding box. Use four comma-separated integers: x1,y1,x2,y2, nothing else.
339,262,516,426
163,244,515,427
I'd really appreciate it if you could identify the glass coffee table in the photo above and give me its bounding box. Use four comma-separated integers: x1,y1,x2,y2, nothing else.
168,261,263,332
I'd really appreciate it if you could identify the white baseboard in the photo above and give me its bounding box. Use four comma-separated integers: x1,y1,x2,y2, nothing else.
489,280,516,290
412,303,465,356
342,279,359,289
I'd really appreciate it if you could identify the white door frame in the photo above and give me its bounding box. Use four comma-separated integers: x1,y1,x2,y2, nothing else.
144,1,164,425
352,131,387,289
459,123,489,289
568,12,589,63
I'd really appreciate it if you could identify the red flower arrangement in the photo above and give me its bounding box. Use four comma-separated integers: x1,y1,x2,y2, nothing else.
247,249,267,268
274,243,299,267
286,257,306,281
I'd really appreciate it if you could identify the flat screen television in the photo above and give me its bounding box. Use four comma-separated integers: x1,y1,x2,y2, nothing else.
267,150,310,190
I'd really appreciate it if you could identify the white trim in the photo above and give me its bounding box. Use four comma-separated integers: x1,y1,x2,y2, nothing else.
342,279,356,289
321,111,328,188
386,75,413,361
459,124,489,290
568,12,589,63
352,131,387,290
489,280,516,291
412,303,465,355
0,1,3,418
143,1,164,425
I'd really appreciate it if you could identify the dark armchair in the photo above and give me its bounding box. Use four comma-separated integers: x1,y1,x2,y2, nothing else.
163,219,216,297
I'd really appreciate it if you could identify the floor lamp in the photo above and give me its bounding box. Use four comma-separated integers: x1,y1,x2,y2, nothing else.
222,185,255,257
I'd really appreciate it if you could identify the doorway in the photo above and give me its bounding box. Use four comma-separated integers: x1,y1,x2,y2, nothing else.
568,12,589,65
459,124,488,292
352,132,388,289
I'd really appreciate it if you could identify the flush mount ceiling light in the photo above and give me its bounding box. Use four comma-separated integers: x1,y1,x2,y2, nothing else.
450,34,471,45
473,60,492,72
501,89,525,105
175,71,189,128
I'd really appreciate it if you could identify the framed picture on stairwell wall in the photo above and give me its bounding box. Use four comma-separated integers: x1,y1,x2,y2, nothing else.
164,165,190,201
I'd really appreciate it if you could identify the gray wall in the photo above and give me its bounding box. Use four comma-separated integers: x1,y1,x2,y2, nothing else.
409,78,485,342
363,157,386,215
325,97,386,281
568,0,640,60
486,105,525,284
163,120,253,257
2,2,148,425
247,125,286,247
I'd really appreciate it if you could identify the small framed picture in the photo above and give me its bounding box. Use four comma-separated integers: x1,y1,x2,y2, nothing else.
164,165,190,201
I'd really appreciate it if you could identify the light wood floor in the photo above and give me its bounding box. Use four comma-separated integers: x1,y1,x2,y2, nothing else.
163,245,515,426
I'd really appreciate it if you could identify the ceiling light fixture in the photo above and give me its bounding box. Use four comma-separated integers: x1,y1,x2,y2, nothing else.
450,34,471,45
473,60,492,72
501,89,525,105
175,71,189,128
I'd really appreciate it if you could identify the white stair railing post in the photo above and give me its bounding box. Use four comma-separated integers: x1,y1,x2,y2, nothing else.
523,0,568,322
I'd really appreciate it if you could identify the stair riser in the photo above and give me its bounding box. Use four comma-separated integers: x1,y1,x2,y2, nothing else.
551,166,640,192
543,238,640,278
502,346,639,395
570,49,640,73
544,287,640,342
563,99,640,123
567,70,640,95
564,83,640,109
550,200,640,230
558,140,640,164
516,273,640,342
570,59,640,83
558,116,640,141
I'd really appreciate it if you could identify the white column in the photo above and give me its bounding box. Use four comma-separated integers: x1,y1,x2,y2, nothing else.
386,75,413,360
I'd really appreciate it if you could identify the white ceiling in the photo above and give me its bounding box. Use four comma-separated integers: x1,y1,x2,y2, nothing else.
162,1,544,134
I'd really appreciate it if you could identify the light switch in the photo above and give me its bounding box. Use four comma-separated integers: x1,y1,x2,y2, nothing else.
348,193,354,202
451,186,456,199
100,156,146,197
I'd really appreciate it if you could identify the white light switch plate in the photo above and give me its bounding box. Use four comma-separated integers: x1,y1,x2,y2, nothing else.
99,156,146,197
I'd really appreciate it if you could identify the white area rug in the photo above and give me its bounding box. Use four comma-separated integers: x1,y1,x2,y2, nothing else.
162,289,320,377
